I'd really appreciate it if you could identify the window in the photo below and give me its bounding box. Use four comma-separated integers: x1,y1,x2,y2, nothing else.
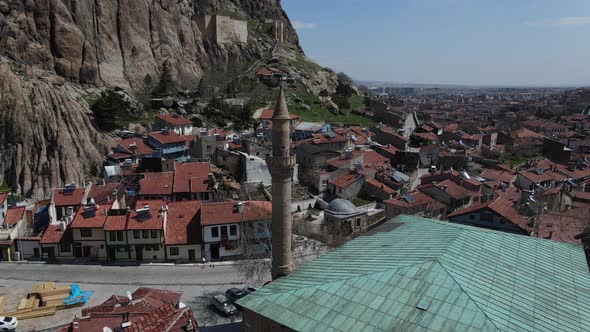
207,145,212,151
211,227,219,238
203,192,210,200
133,231,140,239
469,215,475,220
230,225,237,236
481,212,494,222
355,218,361,229
142,230,149,238
322,180,328,184
146,245,152,251
152,244,160,251
170,247,179,256
117,247,127,252
117,231,124,241
33,248,40,257
60,243,71,253
80,228,92,238
151,230,158,239
109,232,117,241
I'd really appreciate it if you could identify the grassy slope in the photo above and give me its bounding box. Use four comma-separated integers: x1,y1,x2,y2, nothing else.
287,94,374,127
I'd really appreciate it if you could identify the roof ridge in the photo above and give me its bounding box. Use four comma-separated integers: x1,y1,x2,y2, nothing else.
437,257,501,331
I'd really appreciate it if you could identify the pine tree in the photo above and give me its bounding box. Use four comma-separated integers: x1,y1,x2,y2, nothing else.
153,62,177,97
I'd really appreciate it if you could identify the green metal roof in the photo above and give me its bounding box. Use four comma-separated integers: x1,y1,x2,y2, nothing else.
238,215,590,331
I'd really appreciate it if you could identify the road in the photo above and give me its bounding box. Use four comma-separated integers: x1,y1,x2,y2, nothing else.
0,262,243,286
0,263,253,331
0,252,325,331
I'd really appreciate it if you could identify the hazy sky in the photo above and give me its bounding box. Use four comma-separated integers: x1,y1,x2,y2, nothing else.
282,0,590,86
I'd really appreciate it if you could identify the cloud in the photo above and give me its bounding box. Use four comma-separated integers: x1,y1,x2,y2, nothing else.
556,16,590,26
292,21,318,30
527,16,590,27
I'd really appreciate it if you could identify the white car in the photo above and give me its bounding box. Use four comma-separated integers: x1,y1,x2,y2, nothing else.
0,317,17,332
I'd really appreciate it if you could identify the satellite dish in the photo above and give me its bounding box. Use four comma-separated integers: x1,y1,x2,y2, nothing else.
178,301,187,309
103,328,113,332
126,290,132,301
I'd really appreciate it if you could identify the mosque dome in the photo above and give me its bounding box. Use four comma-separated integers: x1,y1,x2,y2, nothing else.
326,198,360,216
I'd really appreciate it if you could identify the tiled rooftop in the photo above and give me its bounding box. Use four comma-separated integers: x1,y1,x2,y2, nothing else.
239,215,590,331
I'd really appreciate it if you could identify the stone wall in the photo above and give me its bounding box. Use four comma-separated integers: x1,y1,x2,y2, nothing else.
196,15,248,44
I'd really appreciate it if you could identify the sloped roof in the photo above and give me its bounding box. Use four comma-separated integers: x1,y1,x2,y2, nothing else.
447,197,530,232
4,206,25,225
165,200,202,245
239,215,590,331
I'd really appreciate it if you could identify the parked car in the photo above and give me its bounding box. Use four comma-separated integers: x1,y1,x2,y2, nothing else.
0,317,18,332
211,295,238,316
244,286,257,293
225,288,249,304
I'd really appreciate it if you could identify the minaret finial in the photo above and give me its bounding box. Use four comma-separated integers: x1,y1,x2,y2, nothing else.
274,78,289,118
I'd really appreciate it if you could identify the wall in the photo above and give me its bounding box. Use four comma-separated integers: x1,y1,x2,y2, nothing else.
203,224,240,243
291,198,317,213
196,15,248,44
15,240,41,260
166,244,201,262
242,308,295,332
126,230,164,245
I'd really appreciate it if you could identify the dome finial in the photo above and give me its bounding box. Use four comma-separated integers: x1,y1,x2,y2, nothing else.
273,77,289,119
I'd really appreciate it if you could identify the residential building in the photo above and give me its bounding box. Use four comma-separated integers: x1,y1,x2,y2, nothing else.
50,184,86,222
0,192,7,224
39,223,73,260
173,162,214,202
0,206,27,261
70,202,108,260
165,200,202,262
148,129,189,161
201,201,271,261
138,172,174,200
126,201,166,262
256,108,299,138
108,137,154,163
104,210,129,262
327,171,365,201
294,122,330,141
447,197,531,235
384,191,445,219
240,215,590,331
155,113,194,136
419,179,474,213
515,169,567,191
190,134,217,161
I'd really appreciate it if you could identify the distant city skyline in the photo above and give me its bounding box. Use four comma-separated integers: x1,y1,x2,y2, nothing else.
283,0,590,87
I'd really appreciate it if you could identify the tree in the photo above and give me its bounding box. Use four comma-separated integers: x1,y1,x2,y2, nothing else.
91,90,132,131
152,62,177,97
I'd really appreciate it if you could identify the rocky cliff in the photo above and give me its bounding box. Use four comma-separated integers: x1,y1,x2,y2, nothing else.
0,0,336,198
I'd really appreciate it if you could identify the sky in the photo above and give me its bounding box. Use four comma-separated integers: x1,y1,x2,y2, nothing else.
282,0,590,86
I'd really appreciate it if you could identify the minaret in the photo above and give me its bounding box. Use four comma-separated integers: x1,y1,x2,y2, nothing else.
267,84,295,280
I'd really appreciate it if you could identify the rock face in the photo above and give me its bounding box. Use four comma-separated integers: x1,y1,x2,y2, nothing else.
0,61,114,199
0,0,336,197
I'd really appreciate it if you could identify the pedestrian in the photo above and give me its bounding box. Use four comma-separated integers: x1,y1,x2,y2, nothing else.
201,256,206,269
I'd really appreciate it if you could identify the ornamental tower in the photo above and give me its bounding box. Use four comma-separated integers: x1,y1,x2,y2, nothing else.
267,84,295,280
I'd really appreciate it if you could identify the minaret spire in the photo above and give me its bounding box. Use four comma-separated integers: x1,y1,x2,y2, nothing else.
268,82,295,280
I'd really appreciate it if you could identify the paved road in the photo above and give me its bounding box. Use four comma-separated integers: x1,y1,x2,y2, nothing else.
0,262,244,286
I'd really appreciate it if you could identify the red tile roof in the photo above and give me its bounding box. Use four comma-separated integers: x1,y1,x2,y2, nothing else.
311,132,348,145
366,179,396,195
201,201,271,226
512,127,544,139
52,187,85,207
327,152,363,168
538,208,590,245
329,171,364,189
173,162,211,193
156,113,193,126
447,197,530,232
518,169,567,184
480,169,515,183
70,205,108,229
0,192,7,206
104,214,128,231
385,192,436,208
4,206,25,225
422,179,472,200
414,132,438,141
362,150,390,170
40,224,71,244
127,201,165,230
88,182,121,204
139,172,174,196
117,137,154,155
148,131,187,145
60,288,197,332
259,109,299,120
494,187,522,204
165,200,202,245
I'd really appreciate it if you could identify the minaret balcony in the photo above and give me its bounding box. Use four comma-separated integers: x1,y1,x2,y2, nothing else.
267,155,296,172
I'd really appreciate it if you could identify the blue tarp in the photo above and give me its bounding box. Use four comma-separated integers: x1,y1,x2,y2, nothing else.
64,284,94,305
